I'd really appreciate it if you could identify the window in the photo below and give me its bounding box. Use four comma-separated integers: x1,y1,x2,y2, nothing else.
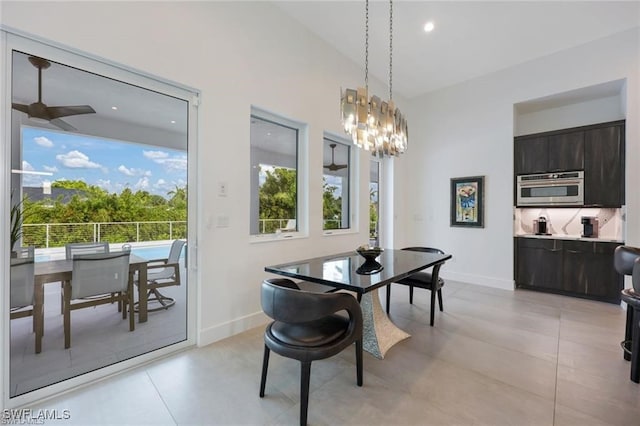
370,159,381,246
322,136,351,231
250,108,306,236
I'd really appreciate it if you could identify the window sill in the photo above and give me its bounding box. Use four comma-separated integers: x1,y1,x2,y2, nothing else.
250,232,308,244
322,229,358,237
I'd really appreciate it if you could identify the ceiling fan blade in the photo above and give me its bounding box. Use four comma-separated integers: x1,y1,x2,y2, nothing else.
11,103,30,114
50,118,77,132
47,105,96,119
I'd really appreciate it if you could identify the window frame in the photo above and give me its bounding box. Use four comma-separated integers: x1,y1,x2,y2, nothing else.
249,106,308,242
322,132,357,236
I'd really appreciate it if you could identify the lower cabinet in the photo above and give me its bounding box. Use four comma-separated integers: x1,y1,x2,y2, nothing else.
515,237,622,303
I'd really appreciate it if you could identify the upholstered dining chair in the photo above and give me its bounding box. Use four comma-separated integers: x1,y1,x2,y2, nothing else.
386,247,447,326
259,278,363,426
615,245,640,382
135,239,186,312
64,251,133,349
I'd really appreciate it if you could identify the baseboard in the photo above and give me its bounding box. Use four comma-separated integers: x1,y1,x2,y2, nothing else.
441,271,514,291
198,311,268,347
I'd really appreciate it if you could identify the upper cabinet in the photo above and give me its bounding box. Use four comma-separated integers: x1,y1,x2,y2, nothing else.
584,123,625,206
514,120,625,207
515,131,585,175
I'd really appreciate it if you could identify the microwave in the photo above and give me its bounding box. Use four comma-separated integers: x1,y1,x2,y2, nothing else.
517,171,584,206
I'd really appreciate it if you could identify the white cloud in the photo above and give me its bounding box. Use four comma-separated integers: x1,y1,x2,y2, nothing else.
56,150,102,169
135,177,150,190
22,160,35,171
43,165,58,173
118,165,152,177
34,136,54,148
143,150,169,160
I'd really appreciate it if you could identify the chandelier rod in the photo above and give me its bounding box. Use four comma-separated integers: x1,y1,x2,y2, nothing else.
389,0,393,101
365,0,369,92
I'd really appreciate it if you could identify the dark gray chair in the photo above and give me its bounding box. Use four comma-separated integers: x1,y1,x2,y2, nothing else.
386,247,446,326
615,245,640,383
259,278,363,426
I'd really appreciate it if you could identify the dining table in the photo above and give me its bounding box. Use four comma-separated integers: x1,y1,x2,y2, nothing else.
31,253,148,354
265,249,452,359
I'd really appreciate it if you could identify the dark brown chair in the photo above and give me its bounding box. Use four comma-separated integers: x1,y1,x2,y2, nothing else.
386,247,446,326
259,278,363,426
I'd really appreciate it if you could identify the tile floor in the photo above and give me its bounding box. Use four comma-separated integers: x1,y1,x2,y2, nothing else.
25,280,640,425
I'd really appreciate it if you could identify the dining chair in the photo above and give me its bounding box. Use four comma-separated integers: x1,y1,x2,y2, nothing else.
64,251,133,349
64,241,116,312
386,247,447,326
10,254,35,321
135,239,185,312
259,278,363,426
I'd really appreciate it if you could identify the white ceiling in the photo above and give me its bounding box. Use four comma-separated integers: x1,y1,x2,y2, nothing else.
275,1,640,99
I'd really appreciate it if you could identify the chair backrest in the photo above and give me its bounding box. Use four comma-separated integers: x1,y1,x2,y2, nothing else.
168,240,186,263
261,278,362,326
71,252,130,299
633,258,640,293
402,247,447,282
66,241,110,259
10,257,35,308
614,245,640,276
14,246,35,259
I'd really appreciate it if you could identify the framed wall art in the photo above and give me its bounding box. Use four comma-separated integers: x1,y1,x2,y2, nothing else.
450,175,484,228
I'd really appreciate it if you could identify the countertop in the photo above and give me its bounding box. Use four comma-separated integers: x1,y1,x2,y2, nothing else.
515,234,625,243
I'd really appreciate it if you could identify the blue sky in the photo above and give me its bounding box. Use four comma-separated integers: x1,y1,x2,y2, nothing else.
20,127,187,198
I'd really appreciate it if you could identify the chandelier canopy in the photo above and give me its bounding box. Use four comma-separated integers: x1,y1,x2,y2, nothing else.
341,0,408,158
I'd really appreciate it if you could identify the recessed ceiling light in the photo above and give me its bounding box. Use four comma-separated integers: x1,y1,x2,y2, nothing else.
170,120,176,124
424,21,435,33
111,106,118,110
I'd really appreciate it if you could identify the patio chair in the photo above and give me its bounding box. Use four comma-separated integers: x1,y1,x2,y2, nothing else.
64,251,133,348
135,239,186,312
10,251,35,321
63,242,115,312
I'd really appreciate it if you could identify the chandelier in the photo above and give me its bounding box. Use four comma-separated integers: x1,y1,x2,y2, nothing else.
341,0,408,157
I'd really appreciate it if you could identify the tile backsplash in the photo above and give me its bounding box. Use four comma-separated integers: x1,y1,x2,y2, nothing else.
514,207,624,240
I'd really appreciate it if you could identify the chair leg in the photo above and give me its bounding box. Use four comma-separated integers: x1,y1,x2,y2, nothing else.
63,282,71,349
437,289,444,312
429,289,436,326
300,361,312,426
631,316,640,383
259,345,270,397
386,285,391,314
355,339,363,387
624,305,634,361
409,286,414,304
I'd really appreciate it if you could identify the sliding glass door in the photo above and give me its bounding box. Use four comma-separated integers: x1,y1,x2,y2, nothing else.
4,34,198,403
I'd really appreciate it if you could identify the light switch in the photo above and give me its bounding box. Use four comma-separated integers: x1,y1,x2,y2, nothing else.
217,215,229,228
218,181,228,197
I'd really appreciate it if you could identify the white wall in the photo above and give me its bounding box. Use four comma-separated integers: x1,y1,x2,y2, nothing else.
400,28,639,290
0,2,404,347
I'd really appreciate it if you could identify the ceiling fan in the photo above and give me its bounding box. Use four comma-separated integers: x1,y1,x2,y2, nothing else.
12,56,96,132
323,143,348,171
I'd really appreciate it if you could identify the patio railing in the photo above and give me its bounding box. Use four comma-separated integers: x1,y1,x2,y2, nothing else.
22,221,187,248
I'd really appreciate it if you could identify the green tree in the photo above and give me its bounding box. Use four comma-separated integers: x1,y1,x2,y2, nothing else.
258,167,296,233
322,179,342,230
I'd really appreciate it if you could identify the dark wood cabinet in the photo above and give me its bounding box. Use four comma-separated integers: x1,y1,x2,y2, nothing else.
515,136,548,175
516,238,562,291
515,237,623,304
584,124,624,207
514,120,625,207
548,131,584,172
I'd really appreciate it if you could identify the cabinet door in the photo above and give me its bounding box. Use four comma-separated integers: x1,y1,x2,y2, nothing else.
584,125,624,206
585,242,623,303
516,238,562,290
548,131,584,172
562,240,588,294
514,136,547,175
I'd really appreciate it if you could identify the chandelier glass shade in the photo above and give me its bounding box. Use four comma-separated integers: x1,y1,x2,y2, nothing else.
341,0,408,157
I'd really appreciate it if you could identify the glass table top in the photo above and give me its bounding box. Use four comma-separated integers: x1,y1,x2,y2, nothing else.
265,249,452,294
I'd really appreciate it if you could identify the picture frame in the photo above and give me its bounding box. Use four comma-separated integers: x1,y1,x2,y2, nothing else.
450,175,484,228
